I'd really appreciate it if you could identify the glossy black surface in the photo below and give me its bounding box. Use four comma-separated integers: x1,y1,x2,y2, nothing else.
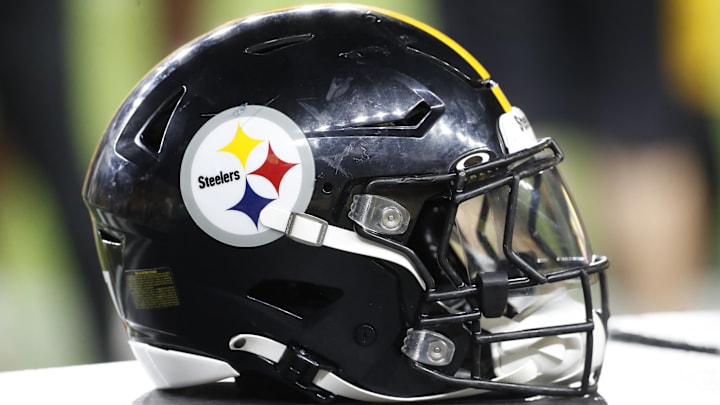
83,5,607,401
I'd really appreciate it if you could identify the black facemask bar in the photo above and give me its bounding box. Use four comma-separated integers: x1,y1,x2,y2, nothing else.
354,138,609,396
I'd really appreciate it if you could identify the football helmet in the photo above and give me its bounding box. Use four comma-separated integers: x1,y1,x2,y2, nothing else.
83,5,609,402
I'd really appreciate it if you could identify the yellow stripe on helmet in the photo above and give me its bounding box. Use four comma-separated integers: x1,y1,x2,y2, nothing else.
369,6,512,113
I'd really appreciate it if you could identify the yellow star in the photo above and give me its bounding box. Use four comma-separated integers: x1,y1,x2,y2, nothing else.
218,122,263,169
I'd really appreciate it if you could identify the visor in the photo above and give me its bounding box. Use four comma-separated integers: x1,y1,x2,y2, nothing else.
451,167,591,283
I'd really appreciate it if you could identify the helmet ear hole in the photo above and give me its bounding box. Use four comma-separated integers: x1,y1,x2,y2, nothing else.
321,182,334,194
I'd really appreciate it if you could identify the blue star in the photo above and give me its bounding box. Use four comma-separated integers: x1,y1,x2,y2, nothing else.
227,180,275,228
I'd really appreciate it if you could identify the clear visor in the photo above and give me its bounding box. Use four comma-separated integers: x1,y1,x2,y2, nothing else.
451,167,591,283
449,168,603,386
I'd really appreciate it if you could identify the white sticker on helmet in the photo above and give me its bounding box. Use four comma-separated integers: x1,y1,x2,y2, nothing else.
498,107,538,154
180,105,315,247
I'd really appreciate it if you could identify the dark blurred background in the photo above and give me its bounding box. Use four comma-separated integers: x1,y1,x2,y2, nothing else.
1,0,718,371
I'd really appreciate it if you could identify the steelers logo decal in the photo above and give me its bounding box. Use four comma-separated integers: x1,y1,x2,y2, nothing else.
180,105,315,247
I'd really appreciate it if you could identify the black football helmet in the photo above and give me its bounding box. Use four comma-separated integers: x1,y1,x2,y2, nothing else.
83,5,609,402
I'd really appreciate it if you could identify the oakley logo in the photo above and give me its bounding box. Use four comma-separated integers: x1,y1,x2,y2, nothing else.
455,151,491,171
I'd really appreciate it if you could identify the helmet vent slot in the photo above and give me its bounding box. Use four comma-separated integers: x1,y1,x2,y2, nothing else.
136,86,185,155
95,228,124,273
353,101,431,129
246,33,314,55
247,279,343,320
98,228,122,246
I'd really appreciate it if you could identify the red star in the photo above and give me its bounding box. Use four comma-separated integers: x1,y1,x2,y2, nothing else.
248,143,298,194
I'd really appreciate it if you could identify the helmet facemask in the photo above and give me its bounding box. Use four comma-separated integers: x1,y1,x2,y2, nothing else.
355,138,609,396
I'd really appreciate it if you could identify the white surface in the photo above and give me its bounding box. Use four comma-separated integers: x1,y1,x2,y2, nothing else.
609,310,720,351
0,360,152,405
600,339,720,404
0,312,718,404
600,310,720,404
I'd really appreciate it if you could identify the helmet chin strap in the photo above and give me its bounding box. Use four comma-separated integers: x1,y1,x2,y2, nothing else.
229,304,605,403
259,206,426,289
483,294,606,386
228,333,485,402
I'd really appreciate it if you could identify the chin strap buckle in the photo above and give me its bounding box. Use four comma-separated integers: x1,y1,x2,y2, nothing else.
276,345,320,388
229,334,334,402
276,345,335,403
